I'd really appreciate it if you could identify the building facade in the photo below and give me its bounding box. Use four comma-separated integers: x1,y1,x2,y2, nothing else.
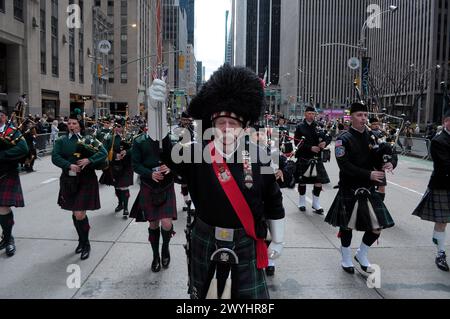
277,0,449,124
0,0,95,118
94,0,157,117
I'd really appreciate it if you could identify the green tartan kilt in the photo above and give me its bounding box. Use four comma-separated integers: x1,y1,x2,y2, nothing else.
325,187,395,232
295,158,330,184
57,170,101,211
189,218,269,299
412,189,450,223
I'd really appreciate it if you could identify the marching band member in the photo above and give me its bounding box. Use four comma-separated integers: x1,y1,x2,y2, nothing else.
51,109,107,260
294,106,332,214
413,109,450,272
129,126,177,273
325,103,396,274
99,117,134,217
149,65,286,299
0,108,29,257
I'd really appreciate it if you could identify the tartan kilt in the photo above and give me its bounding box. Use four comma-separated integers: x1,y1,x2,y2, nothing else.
129,180,177,222
0,172,24,207
99,162,134,188
57,170,101,211
189,218,269,299
325,187,395,232
412,189,450,223
295,158,330,184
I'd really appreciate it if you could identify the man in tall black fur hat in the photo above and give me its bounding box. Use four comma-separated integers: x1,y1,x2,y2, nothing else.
325,102,397,274
294,106,332,214
148,64,285,299
0,107,29,257
413,109,450,272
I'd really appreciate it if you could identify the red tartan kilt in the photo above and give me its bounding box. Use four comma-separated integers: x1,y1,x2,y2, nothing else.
0,172,25,207
99,164,134,188
58,170,101,211
130,181,177,222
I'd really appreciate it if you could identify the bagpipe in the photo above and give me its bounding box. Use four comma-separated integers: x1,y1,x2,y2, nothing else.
367,125,396,186
0,113,26,153
74,134,108,170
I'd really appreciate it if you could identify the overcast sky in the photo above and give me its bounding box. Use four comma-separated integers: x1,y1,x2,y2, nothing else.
194,0,231,80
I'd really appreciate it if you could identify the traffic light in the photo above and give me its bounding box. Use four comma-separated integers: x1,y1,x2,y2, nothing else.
97,63,103,78
178,55,185,70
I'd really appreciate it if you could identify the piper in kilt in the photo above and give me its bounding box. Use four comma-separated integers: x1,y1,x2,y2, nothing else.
0,108,29,257
294,106,332,214
51,109,107,261
413,109,450,272
99,117,133,218
130,133,177,273
149,65,286,299
325,103,396,274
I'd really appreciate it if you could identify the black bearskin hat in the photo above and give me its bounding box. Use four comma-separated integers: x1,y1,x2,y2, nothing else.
188,64,265,129
350,102,368,114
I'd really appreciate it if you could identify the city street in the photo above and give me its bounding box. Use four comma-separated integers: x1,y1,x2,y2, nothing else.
1,145,449,300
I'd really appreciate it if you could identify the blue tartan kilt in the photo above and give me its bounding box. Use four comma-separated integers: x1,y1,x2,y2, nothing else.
412,189,450,223
189,218,269,299
129,179,177,222
295,158,330,184
0,172,24,207
325,187,395,232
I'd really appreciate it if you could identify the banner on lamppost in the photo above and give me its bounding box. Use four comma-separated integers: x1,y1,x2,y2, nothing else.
361,57,371,97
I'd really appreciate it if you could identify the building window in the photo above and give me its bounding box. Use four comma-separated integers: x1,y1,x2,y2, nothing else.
14,0,23,21
0,0,5,13
51,0,59,77
95,0,100,7
120,0,127,83
40,0,46,74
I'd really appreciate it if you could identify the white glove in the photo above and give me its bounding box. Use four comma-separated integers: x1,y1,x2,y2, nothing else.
267,219,285,259
147,79,168,141
148,79,167,104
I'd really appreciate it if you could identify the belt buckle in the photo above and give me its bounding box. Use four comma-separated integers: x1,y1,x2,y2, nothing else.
215,227,234,242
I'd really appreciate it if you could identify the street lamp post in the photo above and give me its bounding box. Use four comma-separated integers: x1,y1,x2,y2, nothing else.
321,5,398,104
92,22,137,119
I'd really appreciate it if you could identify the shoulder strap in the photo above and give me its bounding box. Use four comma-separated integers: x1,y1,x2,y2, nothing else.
209,142,268,269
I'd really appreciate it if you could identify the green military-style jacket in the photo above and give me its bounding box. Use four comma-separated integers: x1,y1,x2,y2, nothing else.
0,127,29,173
52,133,107,171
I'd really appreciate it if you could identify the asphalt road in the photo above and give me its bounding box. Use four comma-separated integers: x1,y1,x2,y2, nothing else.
0,148,449,299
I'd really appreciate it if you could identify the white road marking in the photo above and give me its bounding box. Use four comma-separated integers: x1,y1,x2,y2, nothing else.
387,181,424,197
41,178,59,185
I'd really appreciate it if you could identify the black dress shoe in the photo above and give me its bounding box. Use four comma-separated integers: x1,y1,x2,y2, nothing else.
5,237,16,257
123,208,129,218
354,255,370,272
342,265,355,274
75,242,83,254
265,266,275,277
313,208,324,215
114,204,124,213
436,252,450,272
299,206,306,212
162,248,170,268
151,256,161,272
80,242,91,260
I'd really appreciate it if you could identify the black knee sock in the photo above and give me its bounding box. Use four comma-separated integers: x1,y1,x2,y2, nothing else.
115,189,122,205
123,190,129,210
77,216,90,244
181,185,189,197
72,214,82,241
148,227,160,258
339,228,352,248
0,211,14,240
161,225,174,253
298,185,306,196
313,186,322,197
362,231,380,247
